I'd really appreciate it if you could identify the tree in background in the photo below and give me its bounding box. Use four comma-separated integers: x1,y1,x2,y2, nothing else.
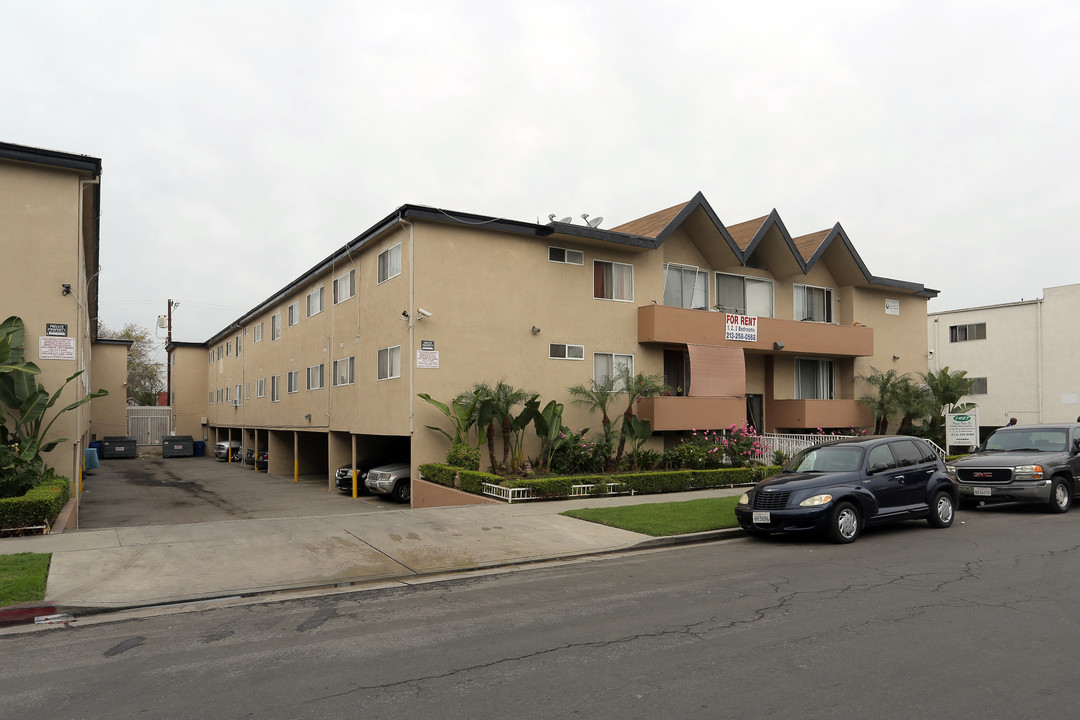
856,367,904,434
98,322,163,406
921,366,976,444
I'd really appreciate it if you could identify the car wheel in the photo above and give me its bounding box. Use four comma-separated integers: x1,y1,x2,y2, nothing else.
927,491,955,528
1047,477,1072,514
827,501,860,544
391,479,411,504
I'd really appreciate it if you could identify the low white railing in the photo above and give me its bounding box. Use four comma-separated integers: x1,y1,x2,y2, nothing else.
751,433,859,462
482,483,535,503
569,482,623,497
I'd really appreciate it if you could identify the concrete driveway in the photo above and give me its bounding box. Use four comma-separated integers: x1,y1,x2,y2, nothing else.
78,456,383,529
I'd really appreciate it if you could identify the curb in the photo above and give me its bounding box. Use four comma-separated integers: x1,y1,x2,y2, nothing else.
0,603,57,627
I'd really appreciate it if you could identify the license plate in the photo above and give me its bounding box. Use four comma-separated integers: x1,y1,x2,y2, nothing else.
753,512,771,524
974,487,992,497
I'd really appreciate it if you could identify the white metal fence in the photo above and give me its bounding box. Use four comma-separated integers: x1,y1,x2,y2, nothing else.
126,406,173,445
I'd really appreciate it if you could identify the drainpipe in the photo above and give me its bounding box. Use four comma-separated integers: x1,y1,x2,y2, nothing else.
1036,299,1044,422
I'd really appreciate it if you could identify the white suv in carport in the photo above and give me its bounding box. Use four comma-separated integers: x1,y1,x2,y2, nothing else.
365,463,411,503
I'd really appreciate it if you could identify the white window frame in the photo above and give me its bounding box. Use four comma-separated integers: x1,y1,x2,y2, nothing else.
378,243,402,284
594,352,634,391
715,272,775,318
333,356,355,386
271,313,281,341
224,387,230,402
287,370,299,394
271,375,280,402
593,260,634,302
256,378,266,398
208,391,214,404
306,287,324,318
225,341,231,357
949,323,987,343
549,343,585,360
333,269,356,304
378,345,401,380
795,358,835,400
548,246,584,265
235,335,241,355
245,382,251,400
253,322,264,343
234,384,241,403
307,364,325,390
208,350,214,365
664,263,710,310
794,283,834,323
288,301,300,327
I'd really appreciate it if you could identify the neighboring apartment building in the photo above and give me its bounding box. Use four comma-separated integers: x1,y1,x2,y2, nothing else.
174,192,937,496
928,283,1080,439
0,141,124,523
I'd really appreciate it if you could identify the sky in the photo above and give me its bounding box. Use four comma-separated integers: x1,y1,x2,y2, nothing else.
4,0,1078,362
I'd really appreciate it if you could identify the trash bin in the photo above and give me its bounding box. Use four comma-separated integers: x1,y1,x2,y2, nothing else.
193,440,206,457
89,440,103,453
162,435,194,458
102,436,137,459
84,447,100,470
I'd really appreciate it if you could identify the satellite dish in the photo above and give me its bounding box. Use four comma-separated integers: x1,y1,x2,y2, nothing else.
587,216,603,228
559,217,572,223
548,214,556,222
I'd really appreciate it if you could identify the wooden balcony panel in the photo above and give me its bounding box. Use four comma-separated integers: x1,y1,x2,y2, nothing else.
765,399,873,432
637,396,746,432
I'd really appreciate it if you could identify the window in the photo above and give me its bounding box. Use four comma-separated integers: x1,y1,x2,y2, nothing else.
245,382,251,400
867,444,896,470
225,341,231,357
307,364,325,390
795,358,834,399
256,378,266,398
224,387,230,402
593,260,634,301
287,370,299,394
208,391,214,404
235,335,241,355
378,346,401,380
949,323,986,343
306,287,324,317
378,243,402,283
217,388,223,403
794,284,834,323
333,269,356,303
970,377,988,394
271,313,281,341
664,264,709,310
234,384,241,403
288,301,300,327
217,345,223,361
549,343,584,360
549,246,584,265
716,273,774,317
254,322,264,343
333,357,355,386
271,375,280,402
594,353,634,391
208,350,214,365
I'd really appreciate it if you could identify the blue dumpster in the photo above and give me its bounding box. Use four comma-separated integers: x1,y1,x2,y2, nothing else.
193,440,206,457
84,447,100,470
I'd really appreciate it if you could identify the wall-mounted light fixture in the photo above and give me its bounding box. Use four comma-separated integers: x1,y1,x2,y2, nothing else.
531,326,540,334
773,341,785,351
304,413,312,422
61,283,72,296
893,355,900,361
401,310,409,319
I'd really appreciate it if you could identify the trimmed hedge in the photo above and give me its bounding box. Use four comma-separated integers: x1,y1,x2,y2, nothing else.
0,477,70,530
419,463,780,501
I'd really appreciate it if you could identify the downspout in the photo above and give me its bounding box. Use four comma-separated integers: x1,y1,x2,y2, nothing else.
75,175,100,518
1036,299,1044,422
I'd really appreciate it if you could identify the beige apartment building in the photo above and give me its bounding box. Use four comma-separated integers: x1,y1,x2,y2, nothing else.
0,142,125,522
175,192,937,497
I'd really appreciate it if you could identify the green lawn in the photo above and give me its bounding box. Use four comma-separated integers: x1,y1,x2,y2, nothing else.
562,496,742,536
0,553,51,606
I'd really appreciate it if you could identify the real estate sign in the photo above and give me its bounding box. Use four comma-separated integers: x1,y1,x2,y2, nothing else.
946,408,979,448
725,313,758,342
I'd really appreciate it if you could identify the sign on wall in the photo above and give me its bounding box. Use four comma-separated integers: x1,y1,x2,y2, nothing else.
885,299,900,315
417,350,439,369
39,336,76,360
45,323,68,337
946,408,980,448
724,313,758,342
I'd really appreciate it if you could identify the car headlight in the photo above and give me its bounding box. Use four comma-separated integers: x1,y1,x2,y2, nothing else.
1014,465,1044,480
945,464,956,478
799,494,834,507
737,493,749,505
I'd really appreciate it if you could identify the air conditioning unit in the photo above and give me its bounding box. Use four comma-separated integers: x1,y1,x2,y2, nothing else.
232,399,241,407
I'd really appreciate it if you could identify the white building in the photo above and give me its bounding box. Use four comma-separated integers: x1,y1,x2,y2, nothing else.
928,283,1080,436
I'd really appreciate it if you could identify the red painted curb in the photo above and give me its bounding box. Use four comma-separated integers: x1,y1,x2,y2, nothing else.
0,604,56,626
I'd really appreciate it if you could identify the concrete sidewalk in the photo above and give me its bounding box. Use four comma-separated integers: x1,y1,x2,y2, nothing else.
0,488,747,614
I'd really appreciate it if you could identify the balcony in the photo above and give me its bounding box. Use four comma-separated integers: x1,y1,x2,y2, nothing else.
637,304,873,357
765,399,872,432
637,396,746,432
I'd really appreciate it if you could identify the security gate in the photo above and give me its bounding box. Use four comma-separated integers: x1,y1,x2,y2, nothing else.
127,406,173,445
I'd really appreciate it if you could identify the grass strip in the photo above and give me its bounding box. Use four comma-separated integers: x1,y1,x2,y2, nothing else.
0,553,51,606
562,496,741,536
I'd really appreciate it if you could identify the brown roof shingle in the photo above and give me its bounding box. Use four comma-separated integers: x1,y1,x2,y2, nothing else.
725,215,769,251
792,229,831,262
609,200,688,238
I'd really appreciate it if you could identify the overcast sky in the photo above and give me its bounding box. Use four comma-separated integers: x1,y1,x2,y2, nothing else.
4,1,1077,359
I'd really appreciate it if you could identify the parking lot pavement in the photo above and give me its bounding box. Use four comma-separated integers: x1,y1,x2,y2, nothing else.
78,456,382,529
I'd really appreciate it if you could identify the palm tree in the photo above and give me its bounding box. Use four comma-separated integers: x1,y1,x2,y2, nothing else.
613,366,668,467
921,366,976,443
894,377,935,436
856,366,904,434
567,375,620,443
473,381,531,474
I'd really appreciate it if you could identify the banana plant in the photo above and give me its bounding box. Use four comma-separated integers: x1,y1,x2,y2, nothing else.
417,389,481,447
507,395,541,474
532,399,568,473
624,415,654,471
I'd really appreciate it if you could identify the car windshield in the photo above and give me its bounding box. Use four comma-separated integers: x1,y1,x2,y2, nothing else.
785,446,864,473
984,429,1067,452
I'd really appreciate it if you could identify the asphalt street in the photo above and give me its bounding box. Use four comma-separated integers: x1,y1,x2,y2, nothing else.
4,502,1079,719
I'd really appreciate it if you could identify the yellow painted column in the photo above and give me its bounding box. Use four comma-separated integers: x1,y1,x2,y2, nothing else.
293,431,299,482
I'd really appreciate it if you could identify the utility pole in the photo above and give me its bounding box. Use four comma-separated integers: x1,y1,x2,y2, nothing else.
166,299,178,405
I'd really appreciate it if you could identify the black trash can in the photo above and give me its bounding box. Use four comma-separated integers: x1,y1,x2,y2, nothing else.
193,441,206,457
162,435,194,458
102,436,138,459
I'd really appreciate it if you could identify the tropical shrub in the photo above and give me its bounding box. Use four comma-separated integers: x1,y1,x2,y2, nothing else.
445,443,481,471
0,475,70,530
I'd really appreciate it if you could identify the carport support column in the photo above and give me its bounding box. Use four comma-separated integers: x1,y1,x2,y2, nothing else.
293,431,299,483
351,435,358,499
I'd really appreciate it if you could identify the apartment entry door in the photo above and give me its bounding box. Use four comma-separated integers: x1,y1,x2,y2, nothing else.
746,394,763,432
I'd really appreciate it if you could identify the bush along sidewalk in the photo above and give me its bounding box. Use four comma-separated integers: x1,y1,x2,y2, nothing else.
419,463,780,502
0,477,70,534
